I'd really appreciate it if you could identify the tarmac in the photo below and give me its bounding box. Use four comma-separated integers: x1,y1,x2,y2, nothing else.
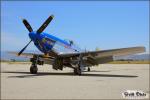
1,62,149,99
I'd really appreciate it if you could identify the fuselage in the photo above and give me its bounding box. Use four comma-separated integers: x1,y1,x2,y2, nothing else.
29,32,81,54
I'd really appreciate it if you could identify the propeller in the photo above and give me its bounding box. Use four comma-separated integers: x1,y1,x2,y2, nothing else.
18,15,54,56
18,40,32,56
22,19,33,32
37,15,54,33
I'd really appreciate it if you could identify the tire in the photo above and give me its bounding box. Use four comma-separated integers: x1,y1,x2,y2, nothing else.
74,67,81,75
87,67,90,72
30,65,38,74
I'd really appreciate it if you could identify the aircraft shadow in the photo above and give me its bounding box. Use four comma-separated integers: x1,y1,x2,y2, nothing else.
83,70,111,72
2,71,138,78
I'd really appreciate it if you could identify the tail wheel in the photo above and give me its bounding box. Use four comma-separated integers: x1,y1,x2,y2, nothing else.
30,65,38,74
87,67,90,71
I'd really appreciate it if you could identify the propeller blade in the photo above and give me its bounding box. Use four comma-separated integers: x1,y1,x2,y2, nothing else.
18,40,32,56
22,19,33,32
37,15,54,34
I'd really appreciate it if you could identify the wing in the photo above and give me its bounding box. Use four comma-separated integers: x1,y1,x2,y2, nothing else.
8,52,54,64
59,46,145,66
59,46,145,58
8,52,43,57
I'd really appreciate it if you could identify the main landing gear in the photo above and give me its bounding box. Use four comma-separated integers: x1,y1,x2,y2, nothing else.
74,67,91,75
30,65,38,74
74,67,81,75
73,62,84,75
30,55,38,74
29,55,43,74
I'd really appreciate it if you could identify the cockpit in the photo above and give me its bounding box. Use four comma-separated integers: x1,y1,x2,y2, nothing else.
64,39,81,52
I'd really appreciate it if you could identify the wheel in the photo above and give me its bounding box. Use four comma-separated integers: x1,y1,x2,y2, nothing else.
87,67,90,72
74,67,81,75
30,65,38,74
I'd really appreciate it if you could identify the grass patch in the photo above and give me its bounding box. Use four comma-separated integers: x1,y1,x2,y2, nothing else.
1,60,30,64
109,60,150,64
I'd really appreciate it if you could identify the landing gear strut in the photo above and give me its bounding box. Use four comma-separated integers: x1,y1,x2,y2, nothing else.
73,54,84,75
30,55,38,74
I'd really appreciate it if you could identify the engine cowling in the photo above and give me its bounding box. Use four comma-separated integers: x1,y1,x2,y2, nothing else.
52,57,63,70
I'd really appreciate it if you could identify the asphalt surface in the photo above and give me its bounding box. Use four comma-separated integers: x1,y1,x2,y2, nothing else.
1,62,149,99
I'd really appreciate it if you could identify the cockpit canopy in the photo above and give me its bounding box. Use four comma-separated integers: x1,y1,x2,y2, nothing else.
64,39,81,52
65,39,74,46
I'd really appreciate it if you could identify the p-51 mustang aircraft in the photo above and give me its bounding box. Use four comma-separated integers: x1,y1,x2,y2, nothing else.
14,15,145,75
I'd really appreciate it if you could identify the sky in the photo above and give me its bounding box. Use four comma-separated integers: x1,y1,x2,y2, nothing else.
1,1,149,53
